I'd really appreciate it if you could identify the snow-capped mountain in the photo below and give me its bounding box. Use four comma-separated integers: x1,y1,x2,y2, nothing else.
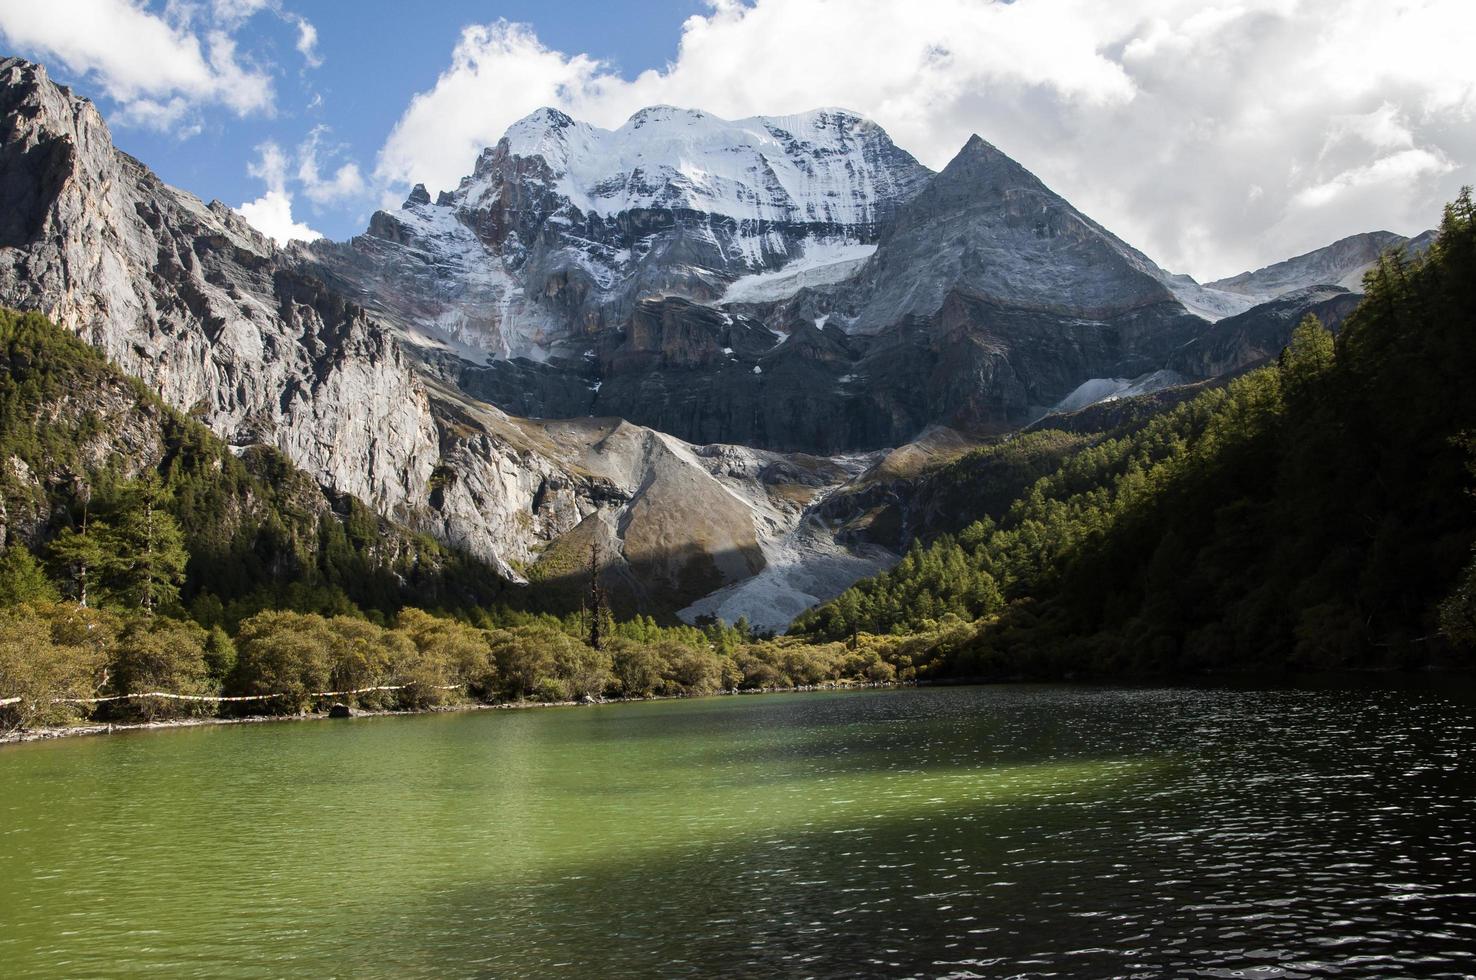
0,54,1432,627
499,105,924,232
303,104,1425,454
308,105,931,360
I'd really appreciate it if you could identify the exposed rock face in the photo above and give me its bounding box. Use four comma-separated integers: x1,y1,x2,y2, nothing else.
1207,231,1414,299
304,105,933,361
720,135,1208,438
1168,286,1366,379
1158,230,1433,321
0,57,889,614
829,135,1185,331
0,57,438,524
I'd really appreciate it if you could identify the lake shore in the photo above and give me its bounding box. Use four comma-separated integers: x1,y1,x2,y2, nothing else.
10,670,1462,746
0,683,898,746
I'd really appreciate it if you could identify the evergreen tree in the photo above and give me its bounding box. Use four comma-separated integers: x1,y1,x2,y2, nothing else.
107,477,189,614
0,543,57,605
48,518,108,608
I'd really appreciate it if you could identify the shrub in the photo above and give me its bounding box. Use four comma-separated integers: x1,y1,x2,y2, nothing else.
608,638,663,698
323,616,395,705
107,616,213,721
0,603,110,731
231,611,332,713
394,609,494,699
487,626,574,701
660,642,723,696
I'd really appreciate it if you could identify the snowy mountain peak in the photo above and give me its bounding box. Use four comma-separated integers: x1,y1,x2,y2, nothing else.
496,107,596,170
626,104,710,127
472,104,932,228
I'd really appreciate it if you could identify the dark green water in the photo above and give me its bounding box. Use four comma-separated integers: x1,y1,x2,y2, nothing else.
2,684,1474,978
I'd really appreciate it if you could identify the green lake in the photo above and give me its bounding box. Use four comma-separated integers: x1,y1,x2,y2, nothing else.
2,684,1474,977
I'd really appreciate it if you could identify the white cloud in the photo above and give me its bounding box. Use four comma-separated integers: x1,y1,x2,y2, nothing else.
112,95,201,136
236,128,370,241
0,0,273,126
376,0,1476,279
237,141,321,243
209,0,272,30
293,16,320,68
1293,148,1456,210
296,127,365,204
376,22,605,193
0,0,322,135
238,188,320,244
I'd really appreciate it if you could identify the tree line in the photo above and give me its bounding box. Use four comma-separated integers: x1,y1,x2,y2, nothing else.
0,596,903,733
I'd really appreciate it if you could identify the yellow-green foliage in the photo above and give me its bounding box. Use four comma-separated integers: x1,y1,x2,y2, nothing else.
0,603,111,731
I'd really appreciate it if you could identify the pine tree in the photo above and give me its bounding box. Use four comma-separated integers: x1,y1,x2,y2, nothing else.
108,477,189,614
0,543,58,605
48,517,107,607
587,539,609,651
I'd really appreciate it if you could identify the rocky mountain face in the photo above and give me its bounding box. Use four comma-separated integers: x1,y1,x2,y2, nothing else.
306,106,932,361
305,126,1211,451
1168,286,1365,379
0,308,498,612
0,57,437,525
820,135,1188,331
0,58,877,623
0,55,1431,629
1207,231,1416,300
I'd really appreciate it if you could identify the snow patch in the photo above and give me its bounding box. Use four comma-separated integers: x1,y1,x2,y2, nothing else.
718,239,876,305
1161,275,1257,321
1050,369,1186,415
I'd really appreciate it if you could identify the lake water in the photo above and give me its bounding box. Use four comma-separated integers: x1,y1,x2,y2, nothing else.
2,684,1474,978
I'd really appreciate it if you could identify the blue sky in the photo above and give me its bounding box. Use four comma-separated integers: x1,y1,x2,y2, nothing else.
1,1,1472,279
1,1,706,240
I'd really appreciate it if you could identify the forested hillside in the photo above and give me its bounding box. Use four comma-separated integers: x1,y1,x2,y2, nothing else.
0,309,509,624
795,191,1476,676
0,309,902,733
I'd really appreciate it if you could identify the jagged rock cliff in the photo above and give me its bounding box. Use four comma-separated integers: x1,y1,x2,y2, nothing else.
0,57,886,615
305,105,933,361
0,56,439,524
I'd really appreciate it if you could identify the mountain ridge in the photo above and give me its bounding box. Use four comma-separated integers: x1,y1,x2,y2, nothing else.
0,53,1440,629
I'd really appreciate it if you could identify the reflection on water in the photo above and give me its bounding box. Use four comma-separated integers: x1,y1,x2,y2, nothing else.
2,684,1474,978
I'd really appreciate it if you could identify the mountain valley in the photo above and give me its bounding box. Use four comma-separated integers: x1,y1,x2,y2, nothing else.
0,55,1435,628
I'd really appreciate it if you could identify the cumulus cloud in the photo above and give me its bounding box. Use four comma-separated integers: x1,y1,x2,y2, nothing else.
0,0,271,124
376,0,1476,279
238,141,322,244
236,127,370,241
376,22,605,195
296,126,365,204
0,0,322,135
